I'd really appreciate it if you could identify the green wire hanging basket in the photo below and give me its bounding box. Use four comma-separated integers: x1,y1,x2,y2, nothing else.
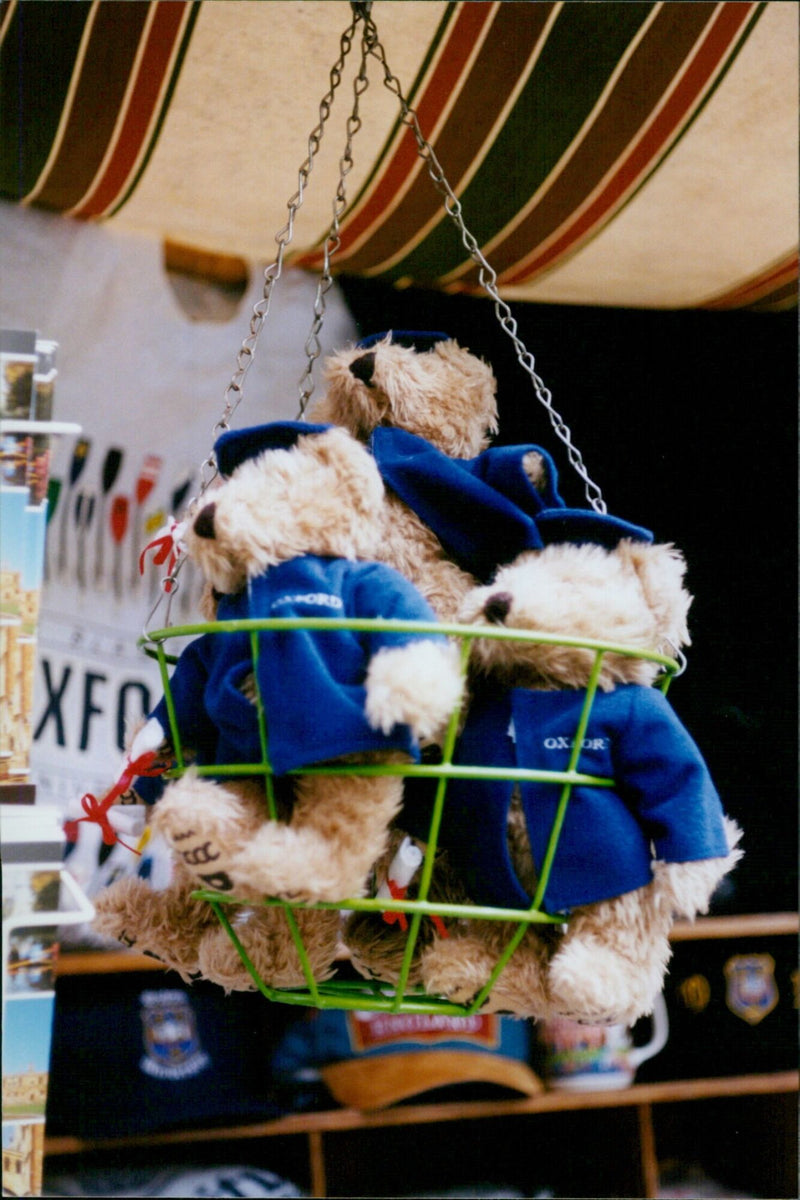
142,616,679,1015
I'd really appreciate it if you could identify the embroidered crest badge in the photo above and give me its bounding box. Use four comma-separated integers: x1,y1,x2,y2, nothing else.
139,989,210,1080
724,954,779,1025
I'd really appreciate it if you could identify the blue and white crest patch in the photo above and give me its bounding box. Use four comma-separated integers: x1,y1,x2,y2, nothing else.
139,989,210,1080
724,954,779,1026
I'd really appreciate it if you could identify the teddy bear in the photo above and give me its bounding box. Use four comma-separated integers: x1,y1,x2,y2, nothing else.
312,330,560,621
345,527,742,1027
91,420,464,990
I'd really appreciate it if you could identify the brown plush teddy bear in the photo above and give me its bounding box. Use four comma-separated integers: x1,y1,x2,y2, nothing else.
91,421,464,990
313,331,573,622
311,331,498,621
346,532,742,1026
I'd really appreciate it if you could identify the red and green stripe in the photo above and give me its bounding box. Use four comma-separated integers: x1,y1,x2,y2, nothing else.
491,1,765,289
293,1,769,297
700,251,798,311
0,0,199,217
295,1,557,275
368,0,661,285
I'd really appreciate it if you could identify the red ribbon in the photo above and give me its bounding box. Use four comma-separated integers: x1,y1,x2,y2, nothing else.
139,522,183,592
382,879,409,931
381,881,449,938
73,750,169,852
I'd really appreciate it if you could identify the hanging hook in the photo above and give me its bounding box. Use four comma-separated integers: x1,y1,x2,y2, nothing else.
351,2,373,20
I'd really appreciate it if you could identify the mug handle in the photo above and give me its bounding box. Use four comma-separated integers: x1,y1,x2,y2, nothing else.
628,992,669,1069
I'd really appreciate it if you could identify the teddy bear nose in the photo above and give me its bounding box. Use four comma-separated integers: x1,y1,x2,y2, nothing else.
193,502,217,539
483,592,512,624
349,351,376,386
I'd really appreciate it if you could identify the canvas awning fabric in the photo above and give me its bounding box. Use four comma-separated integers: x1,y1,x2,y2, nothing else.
1,0,796,310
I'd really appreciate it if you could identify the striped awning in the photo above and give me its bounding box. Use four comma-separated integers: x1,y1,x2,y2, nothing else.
1,0,796,310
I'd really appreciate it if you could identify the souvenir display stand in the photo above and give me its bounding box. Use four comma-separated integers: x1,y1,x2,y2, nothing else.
2,805,94,1198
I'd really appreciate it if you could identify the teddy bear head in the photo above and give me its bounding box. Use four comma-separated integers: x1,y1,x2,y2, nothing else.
182,422,385,601
312,332,499,458
458,538,692,691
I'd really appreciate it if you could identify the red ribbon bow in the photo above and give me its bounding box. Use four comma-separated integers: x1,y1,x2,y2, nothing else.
72,750,169,853
139,519,185,593
381,881,448,938
382,879,410,931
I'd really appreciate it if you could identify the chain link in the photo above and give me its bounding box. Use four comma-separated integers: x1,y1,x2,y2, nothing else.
192,1,606,509
296,16,373,416
145,6,366,632
210,6,363,474
362,13,607,514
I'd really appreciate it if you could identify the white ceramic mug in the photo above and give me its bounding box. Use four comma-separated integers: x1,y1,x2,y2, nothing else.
536,993,669,1090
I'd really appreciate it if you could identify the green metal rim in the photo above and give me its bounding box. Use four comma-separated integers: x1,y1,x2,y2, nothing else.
140,615,680,675
193,889,568,925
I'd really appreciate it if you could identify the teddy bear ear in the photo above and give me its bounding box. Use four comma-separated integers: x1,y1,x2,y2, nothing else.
620,540,693,648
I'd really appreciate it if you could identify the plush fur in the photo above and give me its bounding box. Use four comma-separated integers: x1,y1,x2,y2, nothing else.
92,425,463,991
346,538,742,1025
311,335,499,622
344,829,473,987
315,335,498,457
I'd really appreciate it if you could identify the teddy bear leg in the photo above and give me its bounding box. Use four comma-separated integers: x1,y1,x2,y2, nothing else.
197,903,342,992
546,887,674,1026
92,860,218,982
344,909,426,987
420,921,552,1018
151,771,270,897
233,770,405,903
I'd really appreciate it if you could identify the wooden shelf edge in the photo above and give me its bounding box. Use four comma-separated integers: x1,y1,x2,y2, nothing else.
44,1071,799,1156
55,950,168,975
670,912,798,941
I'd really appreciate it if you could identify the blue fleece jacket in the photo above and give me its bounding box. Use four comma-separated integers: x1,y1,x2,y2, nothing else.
405,684,729,913
369,428,653,581
147,555,446,779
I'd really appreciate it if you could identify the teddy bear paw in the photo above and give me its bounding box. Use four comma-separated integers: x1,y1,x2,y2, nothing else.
196,926,259,992
92,879,151,946
364,641,464,740
547,940,660,1026
92,882,201,980
232,825,366,904
419,942,497,1010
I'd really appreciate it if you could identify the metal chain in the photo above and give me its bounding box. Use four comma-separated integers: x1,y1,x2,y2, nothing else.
145,5,366,631
206,5,363,486
147,0,608,634
362,12,607,514
296,13,373,417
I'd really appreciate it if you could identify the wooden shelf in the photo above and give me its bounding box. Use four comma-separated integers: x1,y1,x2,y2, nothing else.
55,949,166,975
48,913,798,1195
55,912,799,976
44,1071,798,1156
670,911,798,940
